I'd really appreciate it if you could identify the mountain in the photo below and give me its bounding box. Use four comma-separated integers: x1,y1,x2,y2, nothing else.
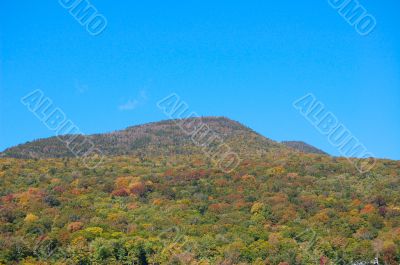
282,141,328,155
0,117,289,159
1,117,399,264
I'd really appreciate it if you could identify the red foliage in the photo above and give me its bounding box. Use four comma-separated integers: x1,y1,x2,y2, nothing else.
1,194,14,203
223,193,243,204
112,188,130,197
176,169,209,181
129,182,146,196
378,206,387,217
53,186,66,193
163,168,175,177
27,187,45,197
382,244,397,265
208,203,230,213
234,200,249,209
320,256,329,265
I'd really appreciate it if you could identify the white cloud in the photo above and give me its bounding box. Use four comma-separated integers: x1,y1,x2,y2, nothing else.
118,99,140,111
118,90,148,111
74,80,88,94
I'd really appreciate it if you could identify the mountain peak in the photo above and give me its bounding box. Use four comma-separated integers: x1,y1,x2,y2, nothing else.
1,117,283,159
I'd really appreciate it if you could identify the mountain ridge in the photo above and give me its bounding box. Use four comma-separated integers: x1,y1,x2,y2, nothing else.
0,116,327,159
281,141,328,155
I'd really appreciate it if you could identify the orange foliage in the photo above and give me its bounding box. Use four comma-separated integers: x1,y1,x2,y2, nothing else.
281,207,297,222
360,204,375,214
224,193,243,202
68,222,84,232
152,198,164,206
330,236,348,248
27,187,44,196
129,182,146,196
71,188,83,195
163,168,175,177
269,194,287,205
314,212,329,223
286,172,299,179
115,177,131,189
234,200,248,209
112,188,130,197
349,216,363,226
351,199,362,207
215,179,228,187
127,203,138,210
208,203,230,213
241,174,256,182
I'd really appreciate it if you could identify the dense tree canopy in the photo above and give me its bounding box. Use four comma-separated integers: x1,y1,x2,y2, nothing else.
0,152,399,264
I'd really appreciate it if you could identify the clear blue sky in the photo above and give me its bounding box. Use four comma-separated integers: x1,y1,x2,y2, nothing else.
1,0,399,159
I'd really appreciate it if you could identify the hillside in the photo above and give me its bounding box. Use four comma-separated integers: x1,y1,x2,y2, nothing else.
0,152,399,264
282,141,328,155
0,117,399,264
0,117,287,160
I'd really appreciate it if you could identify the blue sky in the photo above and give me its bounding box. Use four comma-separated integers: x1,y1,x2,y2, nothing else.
0,0,399,159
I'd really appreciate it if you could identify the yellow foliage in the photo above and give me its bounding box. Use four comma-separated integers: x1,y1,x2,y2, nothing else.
314,212,329,223
71,236,87,247
84,227,103,235
142,223,154,230
111,232,124,238
271,166,285,175
20,258,42,265
20,257,53,265
178,199,191,205
21,261,36,265
107,213,120,222
115,177,131,189
268,232,283,246
145,180,153,186
19,192,30,206
24,213,39,223
251,202,264,214
71,179,79,188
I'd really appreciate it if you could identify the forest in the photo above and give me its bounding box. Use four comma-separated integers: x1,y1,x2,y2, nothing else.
0,150,399,264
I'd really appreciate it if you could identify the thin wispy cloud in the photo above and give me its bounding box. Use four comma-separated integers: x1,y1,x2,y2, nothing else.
74,80,89,94
118,99,140,111
118,90,148,111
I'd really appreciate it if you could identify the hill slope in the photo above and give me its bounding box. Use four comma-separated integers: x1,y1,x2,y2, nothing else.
0,145,399,264
0,117,287,159
282,141,328,155
0,118,399,264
